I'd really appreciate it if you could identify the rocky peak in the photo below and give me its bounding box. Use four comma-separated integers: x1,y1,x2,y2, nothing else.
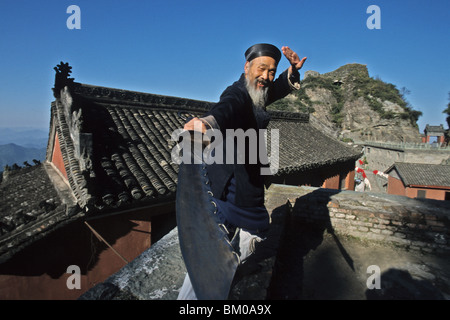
268,63,422,143
323,63,370,81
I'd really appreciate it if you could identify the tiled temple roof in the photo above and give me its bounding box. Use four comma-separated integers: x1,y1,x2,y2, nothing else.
0,163,78,263
424,124,445,134
269,116,361,175
51,82,213,214
386,162,450,187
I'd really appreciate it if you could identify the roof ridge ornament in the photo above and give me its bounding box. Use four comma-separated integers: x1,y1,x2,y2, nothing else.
53,61,75,98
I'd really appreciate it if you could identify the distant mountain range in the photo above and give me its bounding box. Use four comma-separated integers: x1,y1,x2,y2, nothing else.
0,143,46,171
0,127,49,148
0,128,48,171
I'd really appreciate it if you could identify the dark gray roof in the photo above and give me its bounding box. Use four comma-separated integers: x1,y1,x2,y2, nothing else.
268,114,361,175
0,163,79,263
52,82,212,214
387,162,450,187
424,124,445,134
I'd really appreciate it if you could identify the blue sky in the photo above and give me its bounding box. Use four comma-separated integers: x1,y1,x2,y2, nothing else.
0,0,449,133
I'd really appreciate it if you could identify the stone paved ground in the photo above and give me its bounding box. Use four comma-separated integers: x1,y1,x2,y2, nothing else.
267,220,450,300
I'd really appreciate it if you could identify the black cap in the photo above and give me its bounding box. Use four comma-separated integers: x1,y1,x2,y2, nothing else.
245,43,282,63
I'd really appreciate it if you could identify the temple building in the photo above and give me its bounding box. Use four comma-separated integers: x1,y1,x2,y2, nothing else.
385,162,450,201
422,124,446,145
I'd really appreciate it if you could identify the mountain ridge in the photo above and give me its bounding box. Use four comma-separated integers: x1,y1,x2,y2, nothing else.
0,127,48,148
268,63,423,143
0,143,46,171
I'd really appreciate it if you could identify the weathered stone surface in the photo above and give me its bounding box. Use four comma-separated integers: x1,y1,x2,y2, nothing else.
79,228,185,300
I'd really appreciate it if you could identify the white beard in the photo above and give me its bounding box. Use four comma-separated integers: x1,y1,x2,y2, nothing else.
245,77,269,110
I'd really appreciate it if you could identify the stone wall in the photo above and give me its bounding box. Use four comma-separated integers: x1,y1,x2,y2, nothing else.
404,149,450,165
266,185,450,254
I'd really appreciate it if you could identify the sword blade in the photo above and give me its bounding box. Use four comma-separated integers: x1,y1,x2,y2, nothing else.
176,133,239,300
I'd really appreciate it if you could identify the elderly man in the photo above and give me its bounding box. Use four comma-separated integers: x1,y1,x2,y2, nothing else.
178,43,306,299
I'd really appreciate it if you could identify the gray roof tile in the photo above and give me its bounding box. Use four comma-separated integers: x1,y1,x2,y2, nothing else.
388,162,450,187
0,164,79,263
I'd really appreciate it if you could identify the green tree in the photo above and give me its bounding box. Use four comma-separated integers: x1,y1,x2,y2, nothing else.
443,92,450,143
443,92,450,129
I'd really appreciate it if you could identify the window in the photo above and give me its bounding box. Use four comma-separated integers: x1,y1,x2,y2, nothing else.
340,173,347,190
417,190,426,199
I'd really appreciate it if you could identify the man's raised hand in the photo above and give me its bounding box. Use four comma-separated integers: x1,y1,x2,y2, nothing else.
282,46,307,70
183,117,207,133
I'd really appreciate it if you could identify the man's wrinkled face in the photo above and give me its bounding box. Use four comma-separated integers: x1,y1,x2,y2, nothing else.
244,56,277,90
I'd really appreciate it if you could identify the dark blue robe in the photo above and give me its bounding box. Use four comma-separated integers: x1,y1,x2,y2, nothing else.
203,69,297,231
